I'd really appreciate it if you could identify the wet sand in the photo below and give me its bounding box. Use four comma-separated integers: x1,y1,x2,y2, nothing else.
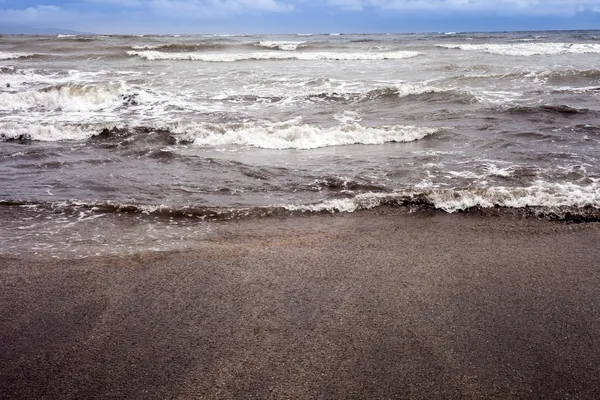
1,210,600,399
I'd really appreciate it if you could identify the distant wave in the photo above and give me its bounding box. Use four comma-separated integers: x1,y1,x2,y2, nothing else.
131,43,229,52
437,43,600,56
56,34,95,41
254,40,307,51
127,50,420,62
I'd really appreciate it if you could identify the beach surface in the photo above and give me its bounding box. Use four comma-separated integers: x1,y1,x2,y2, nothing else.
1,210,600,399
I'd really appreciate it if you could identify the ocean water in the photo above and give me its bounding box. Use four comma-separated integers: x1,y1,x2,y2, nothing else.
1,30,600,257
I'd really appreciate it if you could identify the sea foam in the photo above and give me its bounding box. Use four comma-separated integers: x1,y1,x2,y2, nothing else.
437,43,600,56
127,50,420,62
255,41,307,51
180,121,440,149
0,83,132,112
285,181,600,214
0,52,36,60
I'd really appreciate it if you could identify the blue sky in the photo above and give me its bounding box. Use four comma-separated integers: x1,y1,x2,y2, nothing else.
1,0,599,34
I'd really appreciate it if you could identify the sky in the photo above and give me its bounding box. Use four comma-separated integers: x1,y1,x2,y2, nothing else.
0,0,599,34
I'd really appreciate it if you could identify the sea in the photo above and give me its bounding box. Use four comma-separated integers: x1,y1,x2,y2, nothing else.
1,30,600,258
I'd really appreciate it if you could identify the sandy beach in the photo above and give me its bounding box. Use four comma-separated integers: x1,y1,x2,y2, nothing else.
1,210,600,399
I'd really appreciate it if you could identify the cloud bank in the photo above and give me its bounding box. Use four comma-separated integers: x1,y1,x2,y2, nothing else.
0,0,599,33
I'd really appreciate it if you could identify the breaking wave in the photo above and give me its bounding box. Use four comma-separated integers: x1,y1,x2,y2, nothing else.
0,83,143,112
285,182,600,221
0,52,42,60
0,120,441,149
127,50,420,62
437,43,600,56
131,43,229,51
176,121,440,149
254,40,307,51
4,180,600,222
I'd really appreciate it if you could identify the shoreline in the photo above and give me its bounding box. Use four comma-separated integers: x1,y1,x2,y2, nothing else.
2,211,600,398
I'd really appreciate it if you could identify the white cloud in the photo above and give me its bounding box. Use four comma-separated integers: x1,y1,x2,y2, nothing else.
147,0,293,16
327,0,364,11
0,5,81,24
0,0,294,29
85,0,293,15
329,0,600,15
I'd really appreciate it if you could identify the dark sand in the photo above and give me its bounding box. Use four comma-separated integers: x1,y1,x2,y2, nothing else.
1,210,600,399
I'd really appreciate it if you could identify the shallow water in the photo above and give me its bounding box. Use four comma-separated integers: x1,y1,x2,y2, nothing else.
2,30,600,256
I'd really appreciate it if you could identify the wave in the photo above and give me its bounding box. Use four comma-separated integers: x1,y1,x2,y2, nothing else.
178,121,440,149
0,120,440,149
502,104,592,116
437,43,600,56
541,68,600,87
220,84,478,106
131,43,228,51
0,52,42,60
254,40,307,51
4,181,600,222
0,83,142,112
0,121,112,142
360,85,477,104
56,34,95,41
285,182,600,221
127,50,420,62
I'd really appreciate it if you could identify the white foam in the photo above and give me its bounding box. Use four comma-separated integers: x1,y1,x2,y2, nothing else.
284,181,600,214
174,120,439,150
0,52,35,60
127,50,420,62
0,68,135,90
437,43,600,56
0,83,126,112
255,41,306,51
333,111,362,124
427,181,600,211
0,120,111,141
131,44,162,50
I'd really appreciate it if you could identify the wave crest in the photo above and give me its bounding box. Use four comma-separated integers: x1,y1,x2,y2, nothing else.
437,43,600,56
5,181,600,223
0,83,139,112
0,52,42,60
254,40,307,51
127,50,420,62
0,120,441,149
181,121,440,149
